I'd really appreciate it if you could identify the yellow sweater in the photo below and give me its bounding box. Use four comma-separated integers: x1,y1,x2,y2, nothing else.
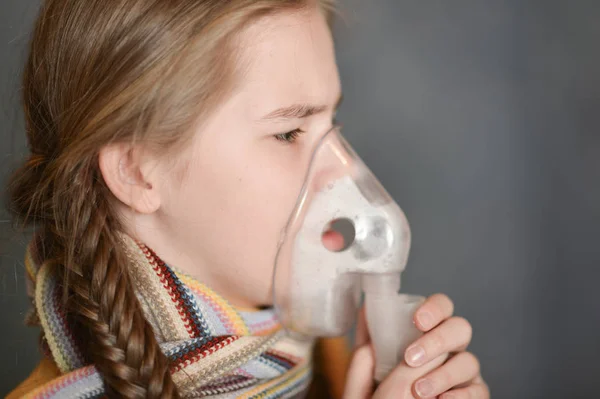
7,337,351,399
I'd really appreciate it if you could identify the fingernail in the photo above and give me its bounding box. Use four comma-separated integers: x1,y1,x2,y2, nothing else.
417,311,433,329
406,345,426,366
415,378,434,397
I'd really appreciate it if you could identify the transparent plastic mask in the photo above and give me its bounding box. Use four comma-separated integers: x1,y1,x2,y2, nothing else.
272,125,412,338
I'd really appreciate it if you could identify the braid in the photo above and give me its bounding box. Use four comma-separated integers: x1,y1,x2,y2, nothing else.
56,167,180,398
9,158,179,398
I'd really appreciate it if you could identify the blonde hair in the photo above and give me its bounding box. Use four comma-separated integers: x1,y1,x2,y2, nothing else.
8,1,334,397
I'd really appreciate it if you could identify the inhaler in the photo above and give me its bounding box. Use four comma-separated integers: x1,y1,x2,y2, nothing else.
273,125,424,382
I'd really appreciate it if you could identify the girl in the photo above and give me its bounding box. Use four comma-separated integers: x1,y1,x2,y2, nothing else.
7,1,489,398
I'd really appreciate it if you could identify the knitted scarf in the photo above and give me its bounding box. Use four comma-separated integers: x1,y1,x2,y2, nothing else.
22,234,315,398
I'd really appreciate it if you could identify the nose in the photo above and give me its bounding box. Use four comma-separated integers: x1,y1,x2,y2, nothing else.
309,126,356,194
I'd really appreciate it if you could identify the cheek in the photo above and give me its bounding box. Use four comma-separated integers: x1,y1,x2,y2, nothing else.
235,161,304,245
233,143,310,226
176,145,305,277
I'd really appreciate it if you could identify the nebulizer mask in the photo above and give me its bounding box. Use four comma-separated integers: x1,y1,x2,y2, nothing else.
273,125,424,382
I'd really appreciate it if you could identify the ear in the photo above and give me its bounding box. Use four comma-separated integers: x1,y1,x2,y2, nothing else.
98,143,161,214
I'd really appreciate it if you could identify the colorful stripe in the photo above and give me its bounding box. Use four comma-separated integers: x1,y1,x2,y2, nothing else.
23,365,103,399
198,375,257,396
23,236,313,398
175,272,250,336
238,363,312,399
260,351,297,370
168,336,239,372
34,264,84,373
141,244,210,339
239,311,281,336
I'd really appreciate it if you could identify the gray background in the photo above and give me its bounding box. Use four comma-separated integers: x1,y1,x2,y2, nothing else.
2,1,600,398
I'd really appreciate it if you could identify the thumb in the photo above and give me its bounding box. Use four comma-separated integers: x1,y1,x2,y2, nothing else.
342,344,375,399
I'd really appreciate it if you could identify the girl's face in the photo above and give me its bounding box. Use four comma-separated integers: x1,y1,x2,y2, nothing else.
132,6,341,308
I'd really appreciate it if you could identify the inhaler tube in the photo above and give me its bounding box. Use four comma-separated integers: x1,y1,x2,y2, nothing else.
363,274,424,382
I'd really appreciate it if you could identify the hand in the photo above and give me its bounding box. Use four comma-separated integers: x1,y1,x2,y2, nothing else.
343,294,489,399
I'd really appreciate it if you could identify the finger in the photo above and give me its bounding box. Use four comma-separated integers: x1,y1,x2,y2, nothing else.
414,293,454,332
439,379,490,399
354,306,369,348
342,344,375,399
405,317,472,367
412,352,480,398
373,354,448,399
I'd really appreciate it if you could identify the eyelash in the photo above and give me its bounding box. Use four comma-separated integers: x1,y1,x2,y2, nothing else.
273,118,339,144
274,128,305,144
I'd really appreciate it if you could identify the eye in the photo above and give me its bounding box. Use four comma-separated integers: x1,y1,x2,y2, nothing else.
274,128,305,144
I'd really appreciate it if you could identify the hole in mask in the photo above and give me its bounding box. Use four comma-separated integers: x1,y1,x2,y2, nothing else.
322,218,355,252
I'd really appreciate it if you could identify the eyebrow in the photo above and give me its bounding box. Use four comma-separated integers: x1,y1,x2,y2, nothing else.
261,93,344,120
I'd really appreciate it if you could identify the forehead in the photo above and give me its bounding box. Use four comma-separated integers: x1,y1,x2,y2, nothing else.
232,8,341,112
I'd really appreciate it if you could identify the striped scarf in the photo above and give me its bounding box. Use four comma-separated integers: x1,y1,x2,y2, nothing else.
22,234,314,398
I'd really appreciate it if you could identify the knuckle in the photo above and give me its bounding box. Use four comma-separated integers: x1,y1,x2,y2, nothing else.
453,316,473,340
436,367,453,388
438,293,455,314
432,293,452,309
463,351,480,374
423,294,455,324
428,331,446,353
